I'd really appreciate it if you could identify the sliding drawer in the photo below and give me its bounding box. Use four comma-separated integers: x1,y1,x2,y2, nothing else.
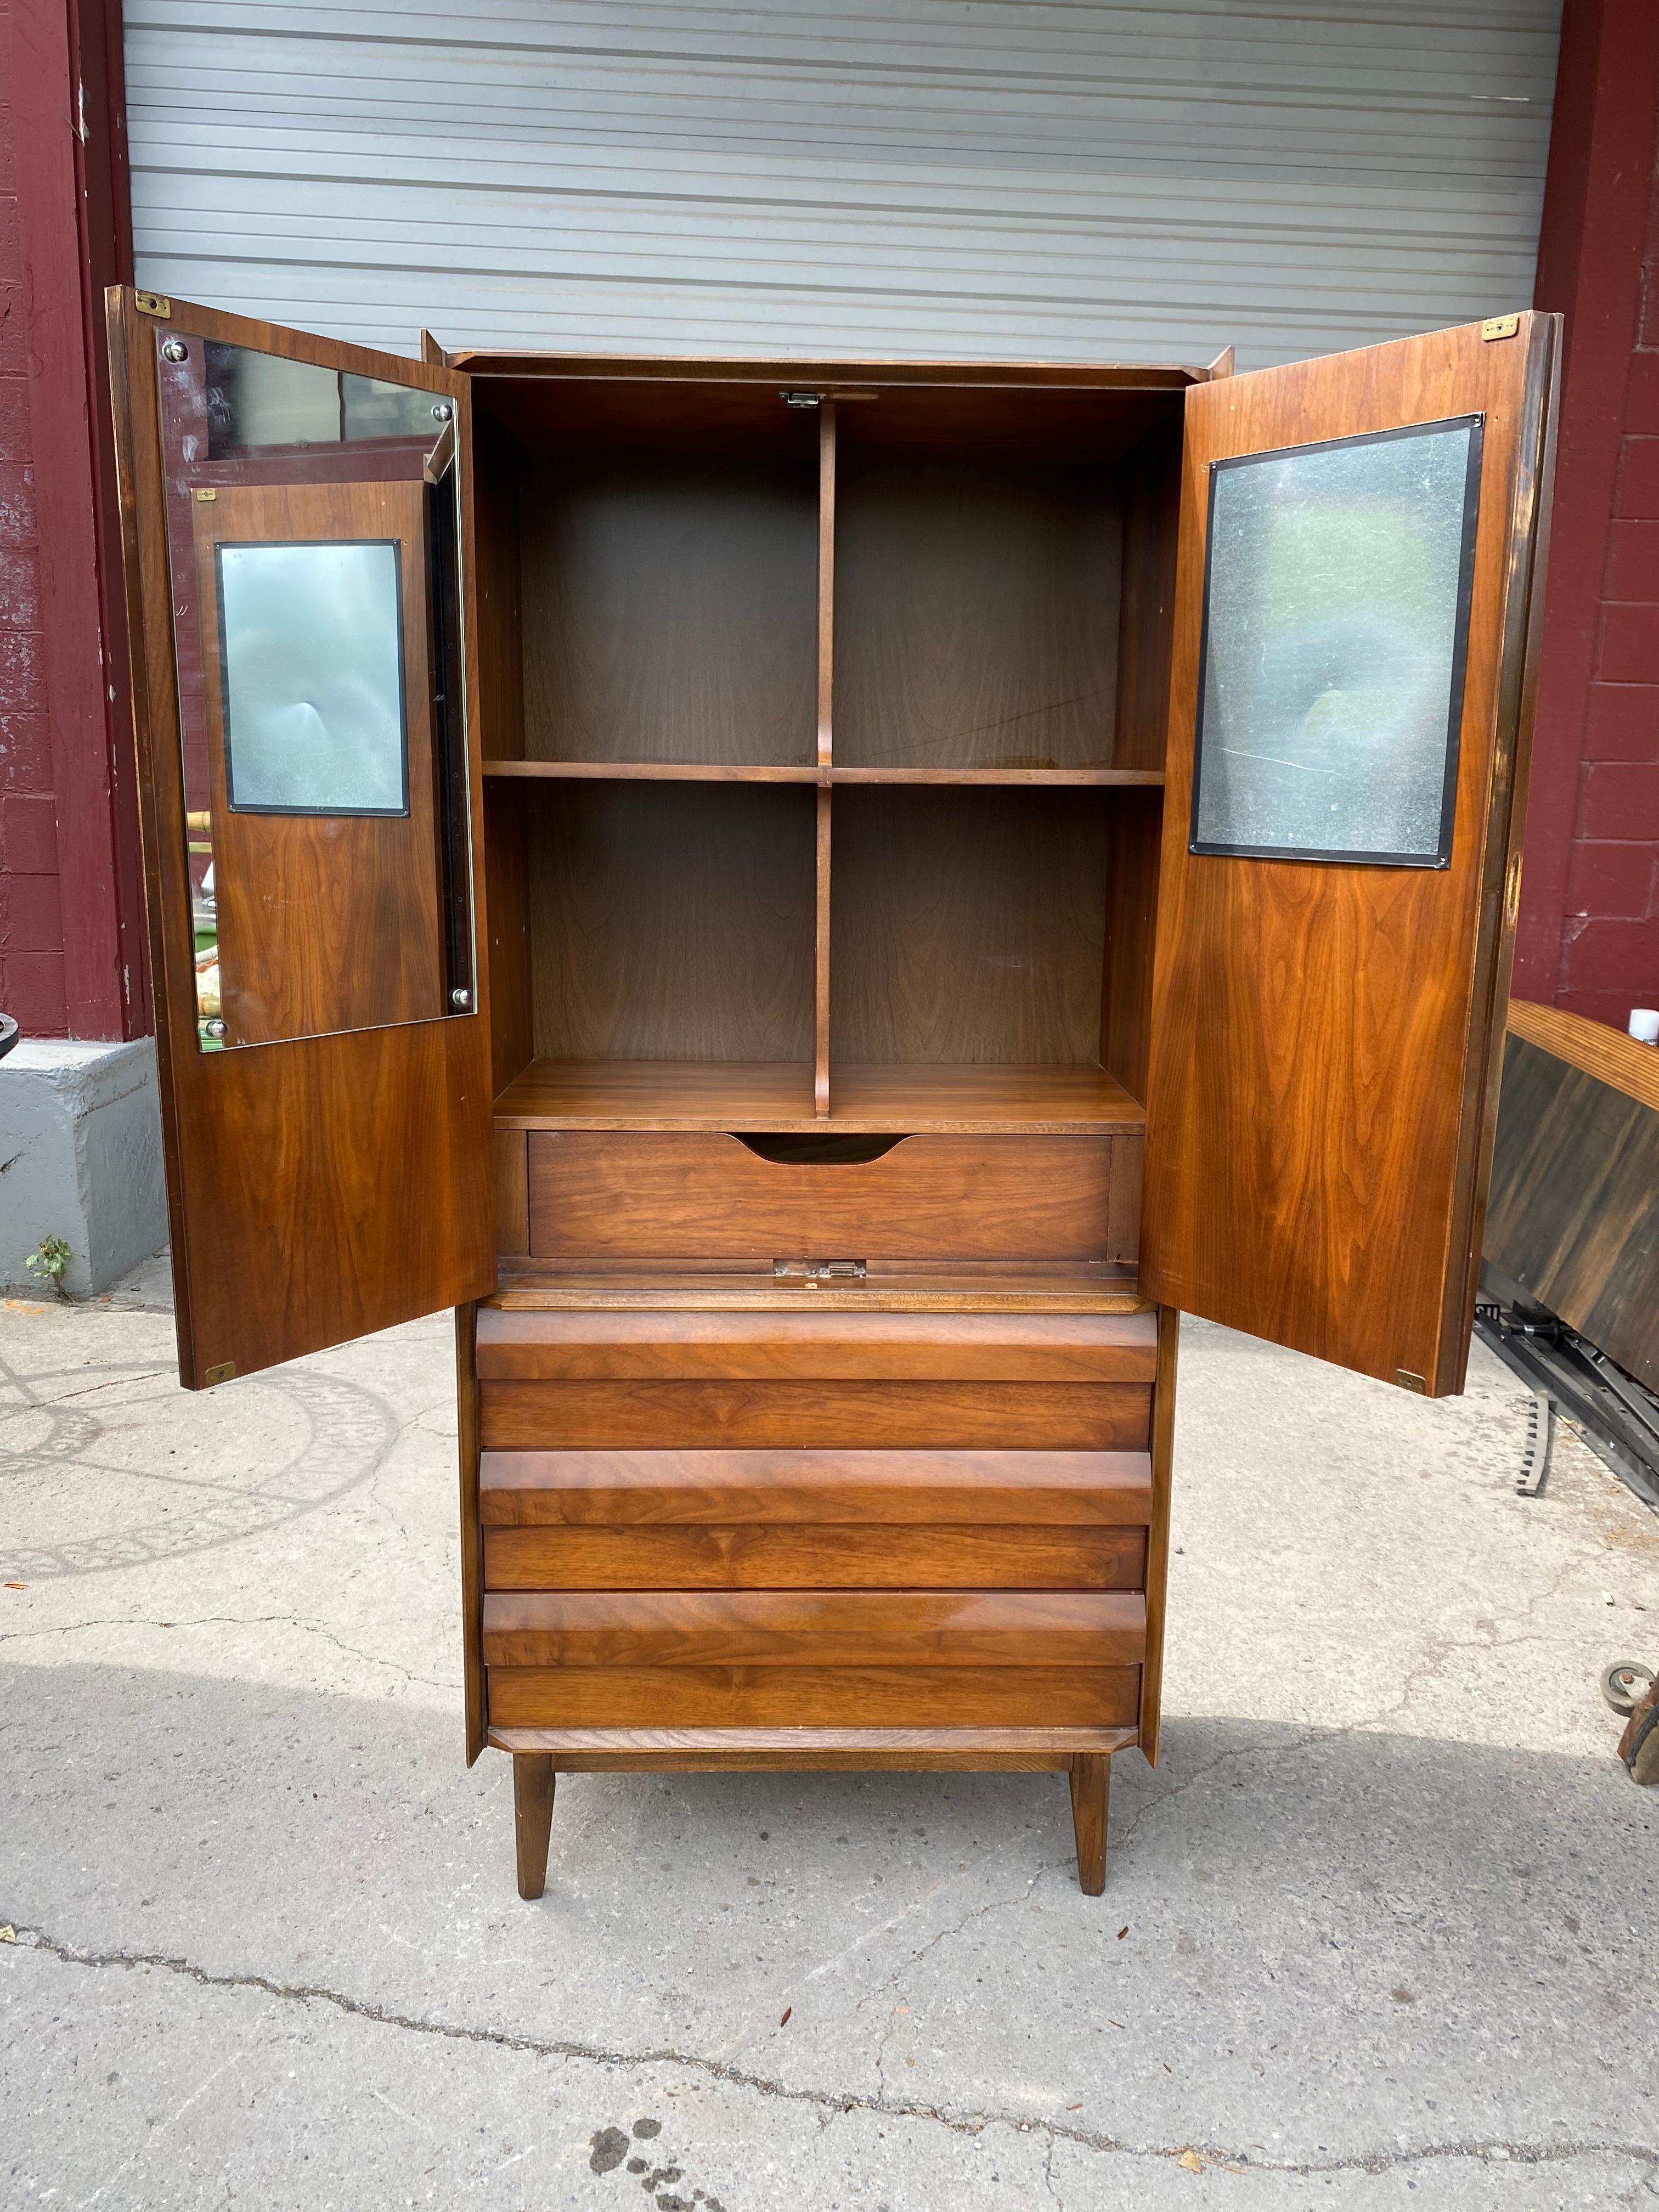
483,1521,1147,1589
477,1379,1151,1451
523,1130,1138,1263
487,1662,1142,1730
479,1448,1154,1526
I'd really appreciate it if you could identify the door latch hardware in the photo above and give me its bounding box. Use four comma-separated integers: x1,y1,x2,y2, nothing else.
160,337,188,363
781,391,821,408
773,1257,867,1280
203,1361,236,1386
450,986,472,1010
1481,314,1520,342
134,291,171,318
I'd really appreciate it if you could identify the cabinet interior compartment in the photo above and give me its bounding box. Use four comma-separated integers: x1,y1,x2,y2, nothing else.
473,380,819,769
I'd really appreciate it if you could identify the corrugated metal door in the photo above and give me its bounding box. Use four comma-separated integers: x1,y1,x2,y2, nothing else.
125,2,1560,368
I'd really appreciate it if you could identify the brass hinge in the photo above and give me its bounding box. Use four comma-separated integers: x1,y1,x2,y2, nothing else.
773,1257,867,1282
203,1360,236,1386
134,291,172,319
1396,1368,1427,1394
195,488,217,502
1481,314,1520,342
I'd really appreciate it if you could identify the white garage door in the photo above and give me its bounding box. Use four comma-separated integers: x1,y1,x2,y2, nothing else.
125,1,1560,369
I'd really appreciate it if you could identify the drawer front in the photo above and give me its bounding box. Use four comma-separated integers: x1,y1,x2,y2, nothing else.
483,1522,1147,1589
476,1308,1158,1383
526,1130,1135,1263
479,1448,1154,1526
478,1379,1152,1451
487,1661,1142,1730
482,1589,1146,1668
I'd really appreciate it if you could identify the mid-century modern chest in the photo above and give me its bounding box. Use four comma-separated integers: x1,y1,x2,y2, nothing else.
106,289,1559,1897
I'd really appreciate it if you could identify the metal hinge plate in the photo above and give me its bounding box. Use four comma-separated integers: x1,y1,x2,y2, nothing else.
1481,314,1520,342
202,1360,236,1386
135,291,172,319
1395,1368,1427,1393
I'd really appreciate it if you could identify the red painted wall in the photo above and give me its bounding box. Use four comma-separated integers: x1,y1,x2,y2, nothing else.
1517,0,1659,1028
0,0,143,1042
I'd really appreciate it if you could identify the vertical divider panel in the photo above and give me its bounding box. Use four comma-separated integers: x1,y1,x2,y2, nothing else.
816,401,837,1115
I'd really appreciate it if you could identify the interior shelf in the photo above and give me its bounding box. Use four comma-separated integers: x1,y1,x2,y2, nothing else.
495,1059,1143,1133
483,761,1162,787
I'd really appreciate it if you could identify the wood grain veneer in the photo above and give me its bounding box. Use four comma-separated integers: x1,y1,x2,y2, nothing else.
477,1448,1154,1523
482,1589,1146,1669
520,449,816,766
475,1309,1158,1381
831,787,1110,1064
483,1522,1147,1590
478,1378,1152,1451
1141,313,1560,1397
523,1130,1129,1263
486,1663,1142,1729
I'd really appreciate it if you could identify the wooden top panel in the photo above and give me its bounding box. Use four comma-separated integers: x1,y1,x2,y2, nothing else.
1508,1000,1659,1112
454,350,1207,389
476,1307,1156,1381
488,1260,1147,1313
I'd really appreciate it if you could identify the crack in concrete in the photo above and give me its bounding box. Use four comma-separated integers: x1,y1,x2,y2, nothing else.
5,1921,1655,2181
0,1610,456,1690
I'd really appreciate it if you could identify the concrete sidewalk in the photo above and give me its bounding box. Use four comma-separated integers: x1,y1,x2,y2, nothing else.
2,1291,1656,2210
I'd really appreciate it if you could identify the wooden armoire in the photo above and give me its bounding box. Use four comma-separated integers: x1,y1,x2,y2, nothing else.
106,290,1559,1897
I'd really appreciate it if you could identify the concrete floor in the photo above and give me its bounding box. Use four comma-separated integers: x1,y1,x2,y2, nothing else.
2,1283,1656,2210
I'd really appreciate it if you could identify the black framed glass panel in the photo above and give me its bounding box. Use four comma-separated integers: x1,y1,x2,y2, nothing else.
1190,416,1483,867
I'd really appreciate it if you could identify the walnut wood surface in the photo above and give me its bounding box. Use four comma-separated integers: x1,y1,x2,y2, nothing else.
488,1724,1139,1765
1069,1753,1110,1894
815,788,832,1114
455,351,1204,392
1101,787,1163,1108
478,1378,1152,1451
482,1589,1146,1668
484,1522,1147,1590
1141,314,1560,1396
494,1129,529,1257
494,1058,1143,1132
519,449,815,766
488,1263,1146,1313
1138,1304,1180,1763
478,1448,1154,1524
1111,425,1182,774
456,1305,485,1764
191,478,446,1045
832,452,1121,770
1485,1027,1659,1389
526,781,816,1063
108,290,495,1389
512,1752,555,1899
475,1309,1158,1381
487,1662,1141,1729
480,760,1163,786
482,779,533,1096
523,1131,1124,1263
831,787,1109,1064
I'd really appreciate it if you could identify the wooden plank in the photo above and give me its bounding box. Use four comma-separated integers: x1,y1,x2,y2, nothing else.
1142,313,1561,1397
1138,1304,1180,1764
524,1131,1121,1265
1485,1028,1659,1391
817,401,836,768
1506,999,1659,1113
479,1448,1153,1525
477,762,1164,786
493,1129,529,1259
487,1724,1140,1766
482,1589,1146,1668
456,1305,484,1765
816,789,832,1116
484,1521,1147,1589
487,1267,1147,1315
106,288,496,1390
478,1378,1152,1451
825,1064,1142,1132
486,1662,1142,1729
475,1310,1158,1383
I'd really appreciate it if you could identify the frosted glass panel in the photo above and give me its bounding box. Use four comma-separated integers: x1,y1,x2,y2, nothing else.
217,541,408,814
1192,417,1482,866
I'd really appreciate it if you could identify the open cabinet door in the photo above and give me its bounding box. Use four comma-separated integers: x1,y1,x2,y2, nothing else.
107,291,495,1389
1141,314,1559,1397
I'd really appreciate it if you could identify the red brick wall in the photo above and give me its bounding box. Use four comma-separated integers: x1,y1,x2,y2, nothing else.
0,18,65,1035
1516,1,1659,1029
0,0,142,1043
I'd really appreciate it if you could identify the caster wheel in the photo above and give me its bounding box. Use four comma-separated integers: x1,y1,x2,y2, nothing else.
1602,1660,1655,1716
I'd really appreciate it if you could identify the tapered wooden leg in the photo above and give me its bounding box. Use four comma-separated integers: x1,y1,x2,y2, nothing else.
1069,1753,1110,1895
513,1754,556,1900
